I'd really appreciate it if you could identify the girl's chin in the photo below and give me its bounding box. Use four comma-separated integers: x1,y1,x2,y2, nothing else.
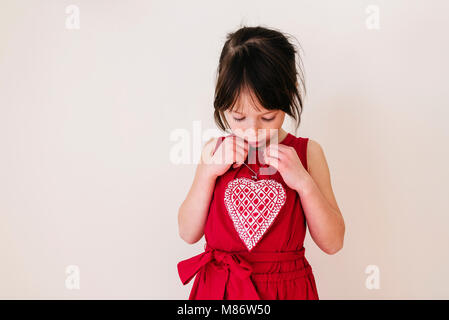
247,139,267,147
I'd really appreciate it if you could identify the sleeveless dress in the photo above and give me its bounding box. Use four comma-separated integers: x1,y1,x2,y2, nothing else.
177,132,319,300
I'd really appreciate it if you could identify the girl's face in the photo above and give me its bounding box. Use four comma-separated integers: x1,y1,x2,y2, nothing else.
224,90,286,148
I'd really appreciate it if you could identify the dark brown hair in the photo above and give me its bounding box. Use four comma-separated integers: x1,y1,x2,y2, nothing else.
213,25,306,133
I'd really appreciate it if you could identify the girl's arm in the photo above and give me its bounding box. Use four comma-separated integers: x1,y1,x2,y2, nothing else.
177,135,248,244
178,138,219,244
295,139,345,255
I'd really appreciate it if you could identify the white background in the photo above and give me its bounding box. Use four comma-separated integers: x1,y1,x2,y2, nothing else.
0,0,448,299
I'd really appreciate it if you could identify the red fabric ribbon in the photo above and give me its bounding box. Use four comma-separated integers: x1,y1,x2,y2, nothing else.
177,244,260,300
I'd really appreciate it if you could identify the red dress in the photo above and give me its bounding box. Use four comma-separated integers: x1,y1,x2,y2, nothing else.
177,133,319,300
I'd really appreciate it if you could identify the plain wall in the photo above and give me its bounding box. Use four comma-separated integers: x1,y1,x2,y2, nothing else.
0,0,448,299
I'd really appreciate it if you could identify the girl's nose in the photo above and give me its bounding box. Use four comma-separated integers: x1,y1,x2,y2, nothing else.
249,126,260,135
247,127,259,139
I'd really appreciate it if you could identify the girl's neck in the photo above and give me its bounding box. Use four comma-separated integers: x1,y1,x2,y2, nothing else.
277,128,288,144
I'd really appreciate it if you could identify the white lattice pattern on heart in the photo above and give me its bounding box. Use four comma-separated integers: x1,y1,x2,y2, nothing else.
224,177,287,251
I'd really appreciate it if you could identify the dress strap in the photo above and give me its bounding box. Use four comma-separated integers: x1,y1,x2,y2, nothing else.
298,137,310,172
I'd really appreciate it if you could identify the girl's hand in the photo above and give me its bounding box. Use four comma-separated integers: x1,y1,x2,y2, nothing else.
199,135,249,179
263,144,309,191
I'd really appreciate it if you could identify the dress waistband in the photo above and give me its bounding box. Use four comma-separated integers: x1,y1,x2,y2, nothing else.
204,243,305,262
177,243,307,300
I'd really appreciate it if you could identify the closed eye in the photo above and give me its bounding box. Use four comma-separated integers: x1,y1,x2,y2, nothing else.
232,115,276,122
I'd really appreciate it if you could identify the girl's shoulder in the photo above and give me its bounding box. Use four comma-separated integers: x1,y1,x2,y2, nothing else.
288,135,326,175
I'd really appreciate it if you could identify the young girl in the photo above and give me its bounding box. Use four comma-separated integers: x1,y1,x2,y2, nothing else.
177,26,345,300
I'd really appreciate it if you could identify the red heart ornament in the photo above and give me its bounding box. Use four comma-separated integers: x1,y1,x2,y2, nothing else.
224,177,287,251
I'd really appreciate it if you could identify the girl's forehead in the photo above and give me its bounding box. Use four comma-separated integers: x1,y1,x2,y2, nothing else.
229,104,274,115
230,98,270,115
230,88,265,113
227,86,281,115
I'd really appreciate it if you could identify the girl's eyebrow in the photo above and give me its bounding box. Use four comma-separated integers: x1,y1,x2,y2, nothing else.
231,110,277,115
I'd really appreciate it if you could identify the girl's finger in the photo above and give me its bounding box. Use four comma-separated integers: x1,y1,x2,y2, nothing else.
266,143,286,154
235,139,249,158
263,153,281,170
236,140,249,154
234,137,249,154
264,145,283,160
228,134,247,146
226,144,244,164
226,136,248,157
232,149,247,168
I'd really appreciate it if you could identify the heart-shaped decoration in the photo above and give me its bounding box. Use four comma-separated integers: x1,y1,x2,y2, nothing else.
224,177,287,251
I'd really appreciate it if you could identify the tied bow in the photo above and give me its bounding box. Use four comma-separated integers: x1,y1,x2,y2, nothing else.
177,245,260,300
